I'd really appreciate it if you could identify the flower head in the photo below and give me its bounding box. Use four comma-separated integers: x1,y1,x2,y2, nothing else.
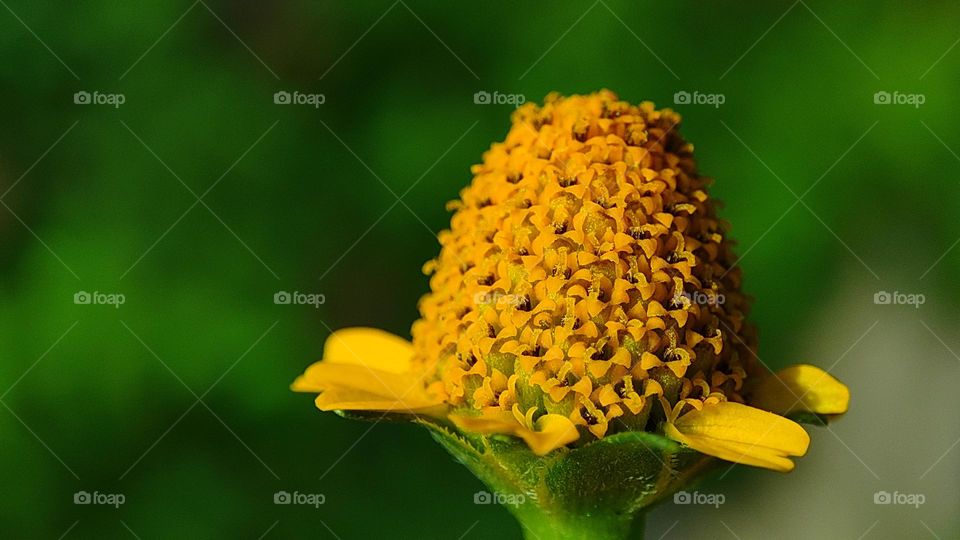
412,91,760,446
294,91,849,476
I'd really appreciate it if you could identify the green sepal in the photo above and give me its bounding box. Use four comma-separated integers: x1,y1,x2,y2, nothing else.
420,421,718,540
334,409,430,424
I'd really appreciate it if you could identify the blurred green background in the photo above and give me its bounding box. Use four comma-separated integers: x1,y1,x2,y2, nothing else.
1,1,958,538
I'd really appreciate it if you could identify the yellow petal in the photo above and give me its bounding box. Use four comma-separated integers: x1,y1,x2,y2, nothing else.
321,327,414,373
292,327,445,415
450,410,580,456
293,362,423,397
314,387,445,414
664,401,810,472
750,364,850,416
300,365,445,415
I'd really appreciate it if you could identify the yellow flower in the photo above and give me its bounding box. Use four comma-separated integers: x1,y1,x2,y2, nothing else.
294,90,850,472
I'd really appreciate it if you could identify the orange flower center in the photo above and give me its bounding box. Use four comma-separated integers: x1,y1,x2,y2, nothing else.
411,90,760,440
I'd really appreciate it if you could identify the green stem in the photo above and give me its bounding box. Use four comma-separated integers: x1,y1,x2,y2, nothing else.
512,507,645,540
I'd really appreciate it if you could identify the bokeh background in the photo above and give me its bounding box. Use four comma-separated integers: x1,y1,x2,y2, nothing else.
1,1,958,538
